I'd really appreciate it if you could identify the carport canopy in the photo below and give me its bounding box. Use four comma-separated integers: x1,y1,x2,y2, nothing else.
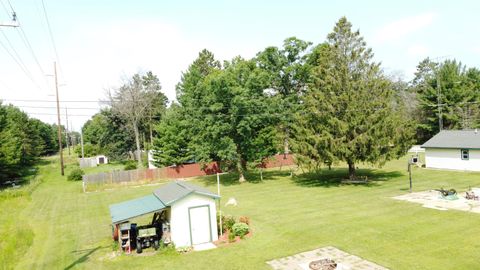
109,194,166,224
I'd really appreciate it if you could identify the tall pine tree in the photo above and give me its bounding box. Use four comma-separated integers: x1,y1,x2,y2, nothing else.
293,17,414,180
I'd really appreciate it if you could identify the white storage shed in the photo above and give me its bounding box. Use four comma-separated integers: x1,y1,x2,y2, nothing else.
422,130,480,172
109,181,220,248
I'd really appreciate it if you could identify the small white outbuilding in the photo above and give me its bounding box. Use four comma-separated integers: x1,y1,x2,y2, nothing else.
422,130,480,171
110,181,220,248
96,155,108,165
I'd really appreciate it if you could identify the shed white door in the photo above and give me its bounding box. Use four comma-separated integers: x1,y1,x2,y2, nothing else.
189,206,211,245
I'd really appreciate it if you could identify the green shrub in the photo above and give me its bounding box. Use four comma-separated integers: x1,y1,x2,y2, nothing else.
124,161,137,170
67,168,84,181
232,222,249,238
228,231,236,242
223,215,236,232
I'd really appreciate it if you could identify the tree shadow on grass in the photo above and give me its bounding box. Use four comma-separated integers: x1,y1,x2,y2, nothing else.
0,159,53,189
198,169,292,187
292,168,405,188
64,246,103,270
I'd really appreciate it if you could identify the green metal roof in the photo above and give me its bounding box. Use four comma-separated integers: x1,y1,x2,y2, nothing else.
421,130,480,149
153,181,220,205
109,194,166,224
109,181,219,224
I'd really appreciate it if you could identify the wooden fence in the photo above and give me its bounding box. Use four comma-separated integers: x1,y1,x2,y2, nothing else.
82,155,294,192
82,168,168,186
82,162,222,192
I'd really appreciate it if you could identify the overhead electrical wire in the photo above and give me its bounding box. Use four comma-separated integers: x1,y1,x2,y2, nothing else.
40,0,63,76
4,98,479,107
12,105,101,110
1,99,109,103
0,33,43,90
26,112,92,117
0,0,47,92
15,20,47,76
0,0,9,16
9,0,49,82
0,29,31,73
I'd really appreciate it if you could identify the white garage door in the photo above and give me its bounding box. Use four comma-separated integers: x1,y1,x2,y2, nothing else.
189,205,211,245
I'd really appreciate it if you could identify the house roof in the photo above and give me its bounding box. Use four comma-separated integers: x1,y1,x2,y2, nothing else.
109,194,166,224
153,181,220,206
109,181,219,224
421,130,480,149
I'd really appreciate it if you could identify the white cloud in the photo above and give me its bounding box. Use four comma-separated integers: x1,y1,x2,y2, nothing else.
406,44,429,57
373,12,437,44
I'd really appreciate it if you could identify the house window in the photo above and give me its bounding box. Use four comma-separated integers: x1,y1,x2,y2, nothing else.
461,149,469,160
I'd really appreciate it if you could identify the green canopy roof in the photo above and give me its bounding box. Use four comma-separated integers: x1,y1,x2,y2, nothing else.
109,194,166,224
109,181,219,224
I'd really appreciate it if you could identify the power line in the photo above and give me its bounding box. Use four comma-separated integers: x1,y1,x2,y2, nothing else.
16,23,47,76
0,0,9,16
1,99,108,103
11,105,101,110
23,112,287,118
0,1,47,92
0,28,34,76
5,1,48,84
4,0,13,12
40,0,62,75
26,112,106,117
0,32,43,90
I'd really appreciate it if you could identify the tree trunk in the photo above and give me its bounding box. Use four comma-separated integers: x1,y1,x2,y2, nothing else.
237,155,246,183
149,113,153,147
133,121,142,168
283,128,289,158
348,161,356,180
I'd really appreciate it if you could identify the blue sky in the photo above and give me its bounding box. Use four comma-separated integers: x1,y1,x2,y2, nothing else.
0,0,479,129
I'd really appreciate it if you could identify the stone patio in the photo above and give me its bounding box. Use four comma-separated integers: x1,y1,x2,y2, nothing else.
266,246,388,270
393,190,480,213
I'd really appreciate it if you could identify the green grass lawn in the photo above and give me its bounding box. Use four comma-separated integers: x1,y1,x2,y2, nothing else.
1,154,480,269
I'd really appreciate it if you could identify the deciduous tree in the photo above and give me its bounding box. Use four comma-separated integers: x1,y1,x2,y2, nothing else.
256,37,312,155
108,72,166,167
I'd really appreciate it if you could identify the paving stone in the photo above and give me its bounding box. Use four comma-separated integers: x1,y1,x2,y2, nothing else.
266,246,389,270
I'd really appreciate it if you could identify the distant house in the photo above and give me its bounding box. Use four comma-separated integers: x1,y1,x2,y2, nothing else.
421,130,480,171
79,155,109,168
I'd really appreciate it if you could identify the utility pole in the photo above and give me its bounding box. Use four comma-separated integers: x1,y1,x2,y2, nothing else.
0,12,19,27
70,121,75,149
54,62,64,175
80,128,85,159
437,75,443,131
217,172,222,237
65,107,70,155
